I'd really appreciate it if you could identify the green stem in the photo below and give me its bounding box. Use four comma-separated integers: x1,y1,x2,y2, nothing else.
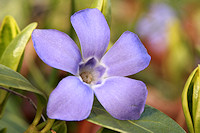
40,118,55,133
32,103,45,126
0,86,37,110
36,121,47,130
0,86,47,132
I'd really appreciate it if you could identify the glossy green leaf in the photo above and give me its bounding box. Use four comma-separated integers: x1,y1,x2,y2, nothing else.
0,22,37,114
0,22,37,71
0,16,20,58
0,16,21,117
88,100,185,133
0,64,47,98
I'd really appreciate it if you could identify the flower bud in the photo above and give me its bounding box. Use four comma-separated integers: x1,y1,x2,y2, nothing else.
182,65,200,133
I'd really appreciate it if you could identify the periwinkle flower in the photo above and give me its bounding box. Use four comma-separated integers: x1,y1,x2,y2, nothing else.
136,3,176,53
32,8,151,121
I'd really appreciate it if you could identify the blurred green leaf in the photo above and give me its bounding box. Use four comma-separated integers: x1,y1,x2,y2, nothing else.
91,0,104,11
88,99,185,133
131,66,179,100
0,93,9,118
0,110,27,133
182,65,200,133
0,96,28,133
165,20,193,89
0,16,20,58
102,0,111,26
0,64,47,99
0,0,30,27
0,128,7,133
0,22,37,71
28,61,52,96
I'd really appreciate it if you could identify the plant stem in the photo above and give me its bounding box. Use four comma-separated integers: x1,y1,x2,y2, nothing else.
0,86,46,122
40,118,55,133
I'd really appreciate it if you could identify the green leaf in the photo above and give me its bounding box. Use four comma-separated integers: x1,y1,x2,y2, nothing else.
88,100,186,133
91,0,104,11
0,22,37,71
182,65,200,133
0,111,27,133
0,22,37,114
0,16,20,58
0,64,47,99
0,128,7,133
0,96,28,133
193,70,200,122
182,66,197,133
97,128,119,133
0,93,9,118
194,88,200,133
0,16,21,117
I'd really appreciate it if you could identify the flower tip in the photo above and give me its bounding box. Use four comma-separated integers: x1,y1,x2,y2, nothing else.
71,8,101,21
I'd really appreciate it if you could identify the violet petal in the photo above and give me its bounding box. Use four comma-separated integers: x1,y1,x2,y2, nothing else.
71,8,110,60
101,31,151,77
32,29,81,75
47,76,94,121
94,76,147,120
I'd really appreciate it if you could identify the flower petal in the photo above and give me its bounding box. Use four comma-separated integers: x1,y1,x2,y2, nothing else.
93,76,147,120
47,76,94,121
71,8,110,60
32,29,82,75
101,31,151,77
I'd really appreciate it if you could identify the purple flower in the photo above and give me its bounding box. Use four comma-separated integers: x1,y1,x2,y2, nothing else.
32,8,151,121
136,3,176,53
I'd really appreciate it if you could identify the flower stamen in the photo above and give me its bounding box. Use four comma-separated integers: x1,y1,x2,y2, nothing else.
80,71,93,84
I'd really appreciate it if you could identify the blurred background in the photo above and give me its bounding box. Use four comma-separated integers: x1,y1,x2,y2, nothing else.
1,0,200,132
